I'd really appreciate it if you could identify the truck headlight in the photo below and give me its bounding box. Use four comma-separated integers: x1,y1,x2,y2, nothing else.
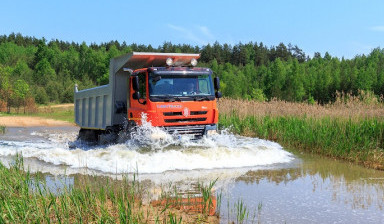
191,58,198,66
166,57,173,66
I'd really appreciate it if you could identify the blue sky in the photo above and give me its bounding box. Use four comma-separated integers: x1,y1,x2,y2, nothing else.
1,0,383,59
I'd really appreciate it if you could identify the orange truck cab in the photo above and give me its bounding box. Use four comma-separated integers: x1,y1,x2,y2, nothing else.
74,52,221,141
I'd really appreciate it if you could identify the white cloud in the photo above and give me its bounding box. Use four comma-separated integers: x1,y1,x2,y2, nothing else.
370,26,384,32
198,26,214,39
167,24,215,45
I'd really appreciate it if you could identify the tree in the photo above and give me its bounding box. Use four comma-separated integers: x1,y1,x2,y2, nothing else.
266,58,286,99
2,33,384,104
284,59,305,101
0,65,12,112
288,44,306,62
11,79,29,113
33,58,56,85
34,87,49,104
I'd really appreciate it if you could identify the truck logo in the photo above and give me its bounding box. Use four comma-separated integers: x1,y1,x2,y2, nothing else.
156,105,182,109
183,107,190,117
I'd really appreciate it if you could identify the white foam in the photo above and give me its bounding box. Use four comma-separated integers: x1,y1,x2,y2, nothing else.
0,115,294,174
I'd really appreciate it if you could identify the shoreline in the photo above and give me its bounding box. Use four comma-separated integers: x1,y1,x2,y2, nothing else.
0,115,75,127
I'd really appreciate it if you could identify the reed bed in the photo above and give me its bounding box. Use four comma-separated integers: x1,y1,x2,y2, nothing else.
218,96,384,120
0,157,219,224
218,97,384,170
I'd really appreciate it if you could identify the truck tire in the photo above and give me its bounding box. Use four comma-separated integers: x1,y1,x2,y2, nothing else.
98,127,118,144
77,128,99,142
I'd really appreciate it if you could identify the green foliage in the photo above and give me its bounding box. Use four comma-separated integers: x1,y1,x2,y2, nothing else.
34,87,49,104
0,156,222,223
0,65,12,112
307,95,316,105
198,178,218,216
33,58,56,85
235,199,249,224
1,33,384,104
10,79,29,112
0,126,5,134
250,88,266,102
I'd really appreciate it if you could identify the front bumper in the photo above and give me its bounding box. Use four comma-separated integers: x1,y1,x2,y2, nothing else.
163,124,217,137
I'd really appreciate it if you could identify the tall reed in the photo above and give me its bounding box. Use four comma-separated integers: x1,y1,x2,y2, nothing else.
0,156,220,223
218,96,384,170
218,96,384,120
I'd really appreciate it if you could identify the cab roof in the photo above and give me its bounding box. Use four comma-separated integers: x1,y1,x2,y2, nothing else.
111,52,200,73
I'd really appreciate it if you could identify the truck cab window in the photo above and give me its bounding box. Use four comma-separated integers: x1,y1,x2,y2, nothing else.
198,79,209,94
138,73,146,99
150,78,174,95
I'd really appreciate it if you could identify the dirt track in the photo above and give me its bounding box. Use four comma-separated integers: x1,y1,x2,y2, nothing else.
0,116,74,127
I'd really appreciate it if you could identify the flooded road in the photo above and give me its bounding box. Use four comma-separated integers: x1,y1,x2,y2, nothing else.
0,126,383,223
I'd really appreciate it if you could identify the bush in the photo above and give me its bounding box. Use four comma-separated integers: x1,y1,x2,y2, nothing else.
34,87,49,104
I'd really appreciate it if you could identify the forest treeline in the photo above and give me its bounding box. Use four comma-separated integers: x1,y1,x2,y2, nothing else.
0,33,384,112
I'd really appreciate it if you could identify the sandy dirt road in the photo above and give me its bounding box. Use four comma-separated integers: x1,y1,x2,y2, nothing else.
0,116,75,127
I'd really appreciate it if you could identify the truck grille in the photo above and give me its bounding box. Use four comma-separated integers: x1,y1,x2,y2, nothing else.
163,111,182,116
164,118,207,123
164,125,205,136
163,110,208,124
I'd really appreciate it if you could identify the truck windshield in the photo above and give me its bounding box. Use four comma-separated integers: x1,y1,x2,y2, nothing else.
149,74,215,101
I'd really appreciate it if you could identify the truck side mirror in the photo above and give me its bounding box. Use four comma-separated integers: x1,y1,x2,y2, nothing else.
214,77,220,90
215,91,222,98
132,76,140,92
132,92,141,100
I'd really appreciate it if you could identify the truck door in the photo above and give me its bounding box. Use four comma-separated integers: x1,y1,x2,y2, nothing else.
128,71,148,125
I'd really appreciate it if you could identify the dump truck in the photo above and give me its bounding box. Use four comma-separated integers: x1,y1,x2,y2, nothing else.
74,52,221,141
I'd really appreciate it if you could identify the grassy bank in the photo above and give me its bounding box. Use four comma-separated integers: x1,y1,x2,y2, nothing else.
218,98,384,170
0,104,75,123
0,157,219,223
219,114,384,169
0,125,5,134
29,106,74,123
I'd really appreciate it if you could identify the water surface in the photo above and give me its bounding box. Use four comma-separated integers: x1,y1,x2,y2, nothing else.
0,126,383,223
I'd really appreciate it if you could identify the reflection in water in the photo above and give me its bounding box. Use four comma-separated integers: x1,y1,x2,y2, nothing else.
234,154,384,211
226,153,384,223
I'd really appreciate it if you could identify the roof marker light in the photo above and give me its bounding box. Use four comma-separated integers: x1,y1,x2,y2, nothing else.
166,57,173,66
191,58,198,66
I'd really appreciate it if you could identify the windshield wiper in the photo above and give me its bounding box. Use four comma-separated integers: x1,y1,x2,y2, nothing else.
161,95,182,102
174,96,182,102
194,96,210,101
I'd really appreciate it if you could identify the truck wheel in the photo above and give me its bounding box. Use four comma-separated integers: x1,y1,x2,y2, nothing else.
77,129,98,142
98,127,117,144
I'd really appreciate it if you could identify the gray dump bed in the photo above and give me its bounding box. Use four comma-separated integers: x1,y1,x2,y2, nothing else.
74,52,200,130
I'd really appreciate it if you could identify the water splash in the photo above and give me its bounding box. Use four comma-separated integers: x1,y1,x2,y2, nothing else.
0,115,294,175
124,113,178,150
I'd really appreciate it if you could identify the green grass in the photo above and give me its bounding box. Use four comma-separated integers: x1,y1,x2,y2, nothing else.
30,109,75,123
0,107,75,123
219,113,384,170
0,156,222,223
0,157,142,223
